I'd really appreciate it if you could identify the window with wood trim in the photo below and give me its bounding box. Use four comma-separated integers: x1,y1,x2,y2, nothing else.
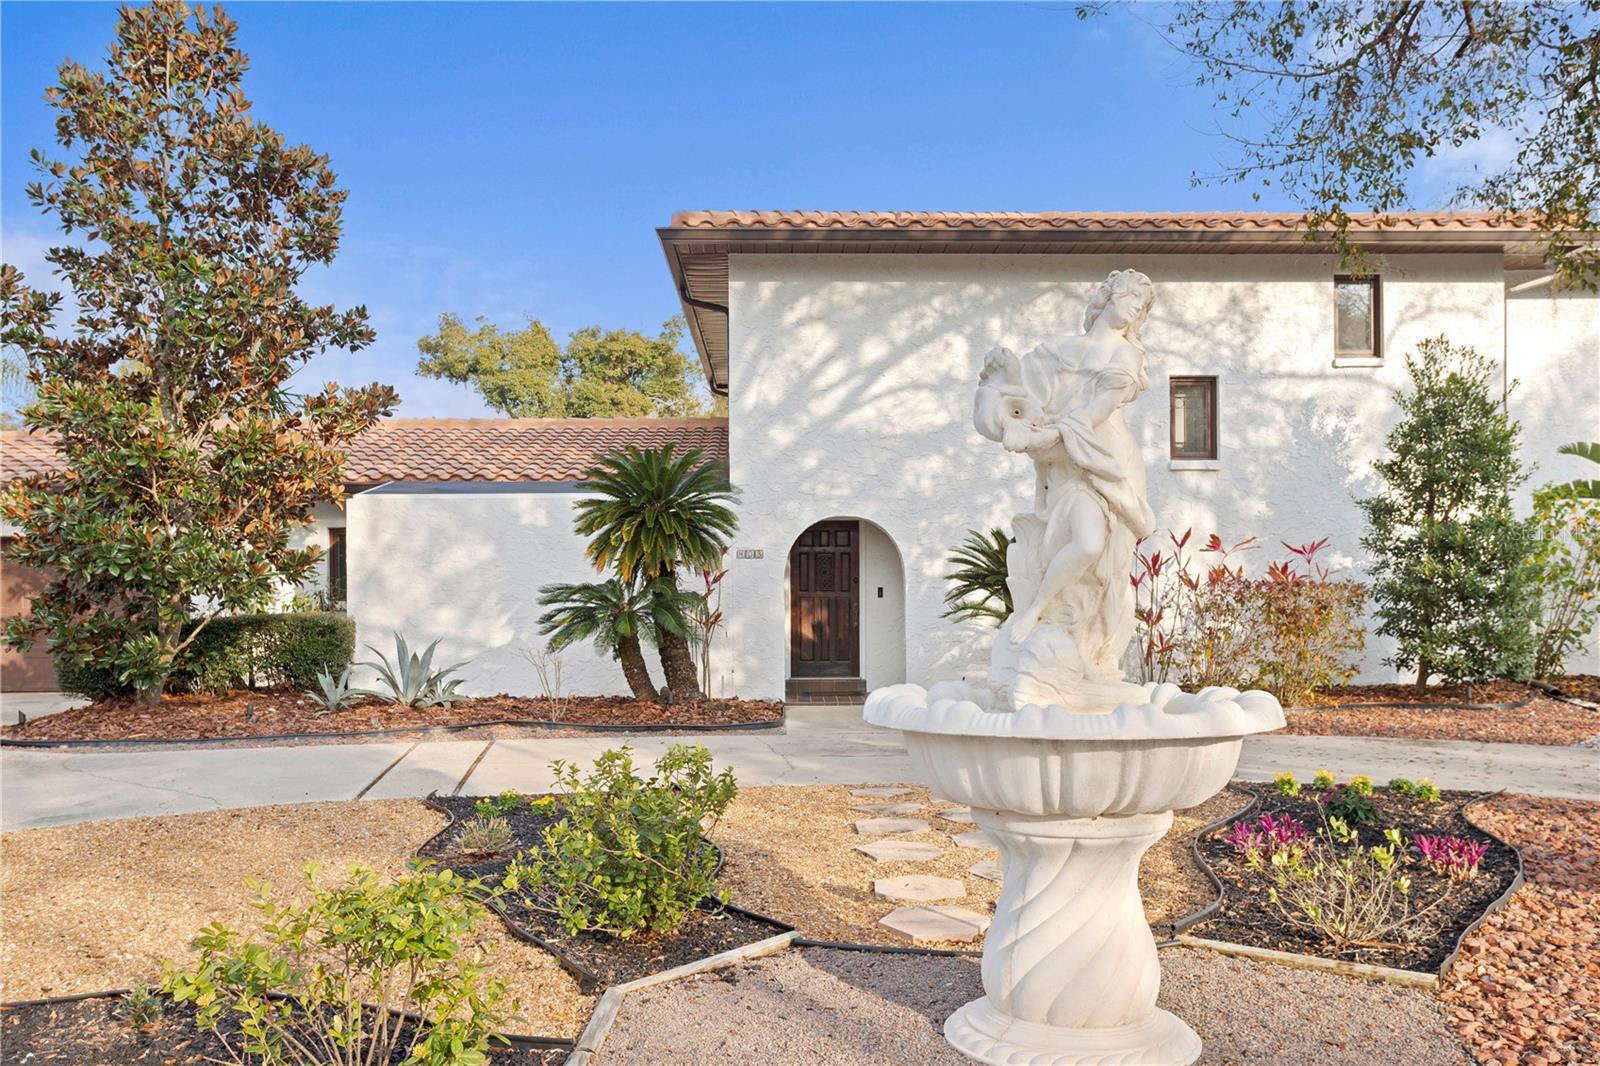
1170,377,1218,460
1334,275,1382,360
327,527,347,605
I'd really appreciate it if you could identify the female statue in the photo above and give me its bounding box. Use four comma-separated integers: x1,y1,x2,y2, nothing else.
973,269,1158,711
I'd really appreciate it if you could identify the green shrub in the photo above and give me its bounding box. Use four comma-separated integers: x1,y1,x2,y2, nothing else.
176,612,355,693
1321,783,1381,825
53,651,132,699
163,864,508,1066
504,744,737,938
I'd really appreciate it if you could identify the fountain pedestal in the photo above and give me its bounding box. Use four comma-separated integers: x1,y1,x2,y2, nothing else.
865,682,1284,1066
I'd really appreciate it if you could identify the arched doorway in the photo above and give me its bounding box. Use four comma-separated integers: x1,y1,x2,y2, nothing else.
785,518,906,702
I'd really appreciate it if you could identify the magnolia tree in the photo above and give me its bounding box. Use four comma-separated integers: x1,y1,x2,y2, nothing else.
0,1,396,704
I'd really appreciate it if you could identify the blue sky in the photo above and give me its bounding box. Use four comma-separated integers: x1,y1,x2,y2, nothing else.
0,2,1465,416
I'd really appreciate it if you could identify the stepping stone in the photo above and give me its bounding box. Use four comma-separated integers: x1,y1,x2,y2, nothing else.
874,875,966,902
851,787,913,798
855,840,946,863
854,817,930,835
969,859,1003,882
879,905,991,945
852,801,923,815
953,830,997,850
938,807,976,824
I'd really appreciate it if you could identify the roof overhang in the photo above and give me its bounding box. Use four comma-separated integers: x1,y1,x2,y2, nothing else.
657,211,1550,394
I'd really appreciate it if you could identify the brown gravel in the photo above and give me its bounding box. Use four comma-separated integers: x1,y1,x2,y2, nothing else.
1,690,782,743
1438,794,1600,1066
715,785,1241,945
0,801,594,1037
1280,695,1600,746
595,945,1471,1066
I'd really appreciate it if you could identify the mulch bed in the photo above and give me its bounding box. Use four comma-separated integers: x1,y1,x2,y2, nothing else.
1280,694,1600,746
0,995,566,1065
1194,784,1519,973
0,690,782,744
1546,673,1600,703
1437,794,1600,1066
1305,680,1540,707
417,795,789,986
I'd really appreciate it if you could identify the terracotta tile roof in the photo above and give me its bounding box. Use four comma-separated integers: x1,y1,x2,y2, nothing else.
0,418,729,485
668,210,1535,232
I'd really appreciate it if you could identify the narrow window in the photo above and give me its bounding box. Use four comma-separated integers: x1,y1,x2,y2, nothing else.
327,527,347,606
1170,377,1218,460
1334,275,1381,360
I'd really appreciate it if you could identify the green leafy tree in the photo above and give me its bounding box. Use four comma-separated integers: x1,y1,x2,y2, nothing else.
1142,2,1600,288
1358,337,1539,685
0,2,396,705
417,313,707,418
536,577,700,703
573,445,739,698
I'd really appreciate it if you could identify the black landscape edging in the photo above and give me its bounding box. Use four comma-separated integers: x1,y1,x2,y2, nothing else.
1183,783,1526,981
0,987,576,1052
792,937,982,959
0,709,785,751
1287,691,1538,714
1437,790,1527,980
415,793,795,991
1169,783,1260,939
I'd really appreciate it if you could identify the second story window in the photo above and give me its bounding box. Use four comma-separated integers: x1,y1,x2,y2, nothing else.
1335,274,1381,361
1170,377,1217,461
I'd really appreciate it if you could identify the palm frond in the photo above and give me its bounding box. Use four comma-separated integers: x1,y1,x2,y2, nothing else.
942,527,1014,625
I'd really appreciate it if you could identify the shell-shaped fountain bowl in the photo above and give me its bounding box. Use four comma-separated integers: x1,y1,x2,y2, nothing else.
864,681,1285,819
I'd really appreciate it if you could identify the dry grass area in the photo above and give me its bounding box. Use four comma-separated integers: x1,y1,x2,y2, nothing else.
0,801,594,1038
715,785,1244,946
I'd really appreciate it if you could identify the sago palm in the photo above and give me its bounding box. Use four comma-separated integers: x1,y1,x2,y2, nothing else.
1556,441,1600,500
942,527,1014,625
536,578,676,702
573,445,738,698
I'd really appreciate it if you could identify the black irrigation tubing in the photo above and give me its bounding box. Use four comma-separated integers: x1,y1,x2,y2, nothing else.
414,793,795,991
1528,678,1600,705
1168,782,1262,940
0,710,786,751
1438,789,1527,981
0,988,576,1052
1176,783,1528,982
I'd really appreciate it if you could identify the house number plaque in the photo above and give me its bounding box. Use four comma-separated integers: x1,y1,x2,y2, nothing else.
735,549,764,559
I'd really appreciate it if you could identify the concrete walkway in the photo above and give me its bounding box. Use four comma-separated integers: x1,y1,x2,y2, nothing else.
2,705,1595,830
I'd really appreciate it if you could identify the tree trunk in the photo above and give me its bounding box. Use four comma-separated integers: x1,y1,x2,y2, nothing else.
136,679,163,708
1416,657,1431,691
616,634,660,703
656,630,702,700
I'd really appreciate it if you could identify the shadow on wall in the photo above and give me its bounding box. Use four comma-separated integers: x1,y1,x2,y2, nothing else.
731,254,1504,685
347,488,630,699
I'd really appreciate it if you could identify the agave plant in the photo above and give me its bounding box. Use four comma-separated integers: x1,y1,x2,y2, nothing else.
356,632,469,708
305,667,359,716
942,527,1014,625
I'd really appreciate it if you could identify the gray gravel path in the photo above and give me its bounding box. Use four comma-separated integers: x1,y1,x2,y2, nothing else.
596,946,1471,1066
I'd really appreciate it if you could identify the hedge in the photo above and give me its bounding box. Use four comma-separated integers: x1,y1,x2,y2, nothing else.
177,612,356,693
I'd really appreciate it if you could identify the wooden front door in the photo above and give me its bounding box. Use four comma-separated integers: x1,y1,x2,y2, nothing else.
1,538,58,692
790,520,859,678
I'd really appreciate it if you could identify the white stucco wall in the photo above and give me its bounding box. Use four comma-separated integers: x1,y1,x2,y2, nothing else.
345,487,637,697
1507,274,1600,673
286,500,348,604
722,251,1592,697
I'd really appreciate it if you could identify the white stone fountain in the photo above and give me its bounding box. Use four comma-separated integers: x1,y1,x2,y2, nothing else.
864,269,1284,1065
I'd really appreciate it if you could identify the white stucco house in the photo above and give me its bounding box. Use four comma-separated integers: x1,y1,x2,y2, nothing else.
3,211,1596,697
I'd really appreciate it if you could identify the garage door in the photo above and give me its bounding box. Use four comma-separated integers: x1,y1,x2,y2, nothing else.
2,538,58,691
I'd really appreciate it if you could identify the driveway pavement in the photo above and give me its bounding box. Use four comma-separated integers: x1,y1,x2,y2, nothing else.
2,705,1595,830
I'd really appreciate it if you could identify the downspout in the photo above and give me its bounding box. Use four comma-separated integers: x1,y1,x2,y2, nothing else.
1502,272,1557,408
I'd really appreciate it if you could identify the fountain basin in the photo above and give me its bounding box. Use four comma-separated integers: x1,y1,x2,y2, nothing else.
864,681,1284,1065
